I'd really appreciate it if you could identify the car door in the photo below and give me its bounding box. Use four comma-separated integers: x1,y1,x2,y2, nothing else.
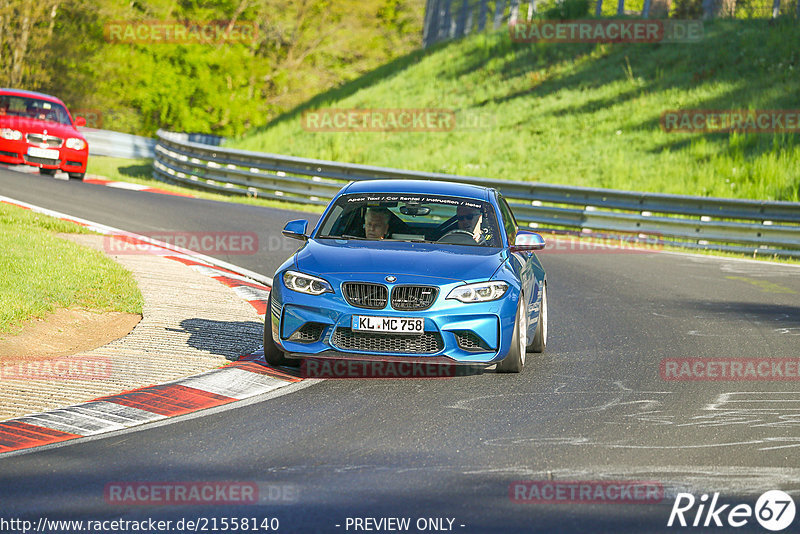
497,193,537,332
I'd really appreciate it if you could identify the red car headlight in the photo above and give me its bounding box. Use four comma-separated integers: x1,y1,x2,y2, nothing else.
1,128,22,141
65,137,86,150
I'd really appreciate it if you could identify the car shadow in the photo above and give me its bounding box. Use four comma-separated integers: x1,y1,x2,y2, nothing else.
166,318,264,361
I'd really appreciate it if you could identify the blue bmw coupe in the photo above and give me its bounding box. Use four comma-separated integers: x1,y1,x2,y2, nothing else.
264,179,548,373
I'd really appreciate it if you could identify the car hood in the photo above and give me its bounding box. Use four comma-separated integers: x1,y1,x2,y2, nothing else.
294,239,506,283
0,116,81,139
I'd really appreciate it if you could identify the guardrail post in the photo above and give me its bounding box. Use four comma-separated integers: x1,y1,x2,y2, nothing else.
478,0,488,31
510,0,520,23
456,0,469,37
423,0,438,47
442,0,453,38
494,0,506,29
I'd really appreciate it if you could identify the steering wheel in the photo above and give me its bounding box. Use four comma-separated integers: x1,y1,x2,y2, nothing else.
437,229,478,245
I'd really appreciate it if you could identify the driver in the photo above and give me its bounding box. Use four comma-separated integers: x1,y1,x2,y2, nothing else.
27,104,46,120
456,205,486,243
364,207,391,240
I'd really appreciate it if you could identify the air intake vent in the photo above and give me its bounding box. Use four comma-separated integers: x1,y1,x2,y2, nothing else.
391,285,438,311
455,331,493,352
287,322,325,343
332,328,443,354
343,282,388,309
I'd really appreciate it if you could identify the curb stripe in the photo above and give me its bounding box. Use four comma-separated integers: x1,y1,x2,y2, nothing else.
0,422,81,452
247,300,268,315
212,275,270,292
1,200,30,210
96,384,236,417
231,285,271,302
83,176,195,198
232,360,302,382
176,368,287,399
164,256,245,277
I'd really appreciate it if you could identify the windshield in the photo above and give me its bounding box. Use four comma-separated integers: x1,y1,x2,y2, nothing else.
0,95,72,125
316,193,502,247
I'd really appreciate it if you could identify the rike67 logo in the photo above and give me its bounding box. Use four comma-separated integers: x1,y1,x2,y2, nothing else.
668,491,796,531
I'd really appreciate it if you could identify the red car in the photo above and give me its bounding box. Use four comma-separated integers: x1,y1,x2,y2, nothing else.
0,88,89,180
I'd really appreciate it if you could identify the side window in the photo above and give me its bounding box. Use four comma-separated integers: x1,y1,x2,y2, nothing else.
497,196,518,245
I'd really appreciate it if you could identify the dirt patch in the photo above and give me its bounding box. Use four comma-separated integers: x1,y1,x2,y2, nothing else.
0,308,142,361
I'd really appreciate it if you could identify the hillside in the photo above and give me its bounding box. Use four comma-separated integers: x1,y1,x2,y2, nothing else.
230,19,800,201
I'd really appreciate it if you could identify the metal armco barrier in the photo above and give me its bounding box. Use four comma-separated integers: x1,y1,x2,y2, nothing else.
80,129,224,159
81,128,156,159
153,129,800,258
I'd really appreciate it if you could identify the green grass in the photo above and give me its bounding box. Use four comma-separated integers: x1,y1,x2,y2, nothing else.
229,18,800,202
0,203,144,335
86,156,325,213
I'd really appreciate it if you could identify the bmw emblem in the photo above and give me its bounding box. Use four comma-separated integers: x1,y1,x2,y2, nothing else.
385,275,397,283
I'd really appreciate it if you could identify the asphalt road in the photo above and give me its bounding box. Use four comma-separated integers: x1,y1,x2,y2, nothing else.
2,168,800,534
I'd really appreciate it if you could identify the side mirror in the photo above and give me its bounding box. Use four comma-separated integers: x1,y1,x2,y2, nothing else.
74,116,87,127
282,219,309,241
510,230,545,252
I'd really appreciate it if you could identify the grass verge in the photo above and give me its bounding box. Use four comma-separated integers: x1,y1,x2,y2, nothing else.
0,202,144,335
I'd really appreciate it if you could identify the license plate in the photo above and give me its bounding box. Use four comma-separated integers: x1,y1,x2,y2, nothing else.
352,315,424,334
27,147,59,159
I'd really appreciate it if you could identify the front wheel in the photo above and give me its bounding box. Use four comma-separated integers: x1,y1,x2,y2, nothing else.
68,172,85,181
263,294,293,367
529,283,547,353
496,297,526,373
39,168,56,176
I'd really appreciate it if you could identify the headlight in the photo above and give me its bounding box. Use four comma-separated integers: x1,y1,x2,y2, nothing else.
446,281,508,303
283,270,333,295
65,138,86,150
1,128,22,141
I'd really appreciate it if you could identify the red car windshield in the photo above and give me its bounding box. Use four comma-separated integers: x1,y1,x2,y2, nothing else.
0,95,72,126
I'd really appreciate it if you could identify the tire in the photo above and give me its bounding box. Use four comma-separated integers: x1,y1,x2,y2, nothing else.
263,294,293,367
68,172,84,181
496,296,526,373
39,168,56,176
529,283,547,353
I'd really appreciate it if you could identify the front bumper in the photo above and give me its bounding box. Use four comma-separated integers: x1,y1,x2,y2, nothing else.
0,139,87,173
269,276,520,365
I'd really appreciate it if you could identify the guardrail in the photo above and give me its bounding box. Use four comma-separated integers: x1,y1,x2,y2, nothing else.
153,129,800,258
80,129,224,159
80,128,156,159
